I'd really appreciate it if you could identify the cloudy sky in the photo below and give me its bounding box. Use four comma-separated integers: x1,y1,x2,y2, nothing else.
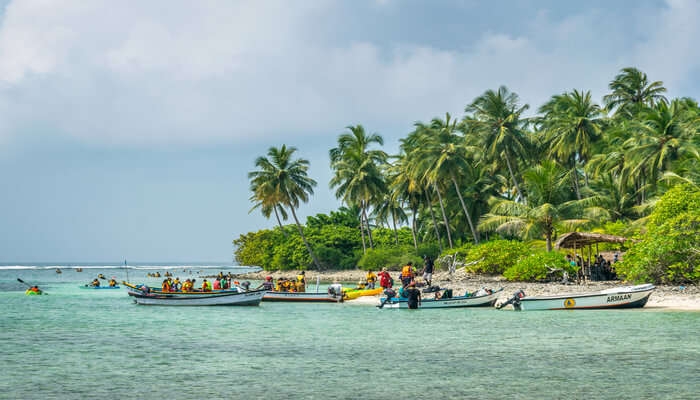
1,0,699,263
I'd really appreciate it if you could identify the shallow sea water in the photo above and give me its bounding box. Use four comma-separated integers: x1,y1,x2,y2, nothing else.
1,266,699,400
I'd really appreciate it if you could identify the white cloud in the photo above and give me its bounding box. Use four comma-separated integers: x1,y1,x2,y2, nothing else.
0,0,698,148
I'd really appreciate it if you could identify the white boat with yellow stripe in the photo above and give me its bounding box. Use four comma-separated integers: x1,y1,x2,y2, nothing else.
498,284,655,311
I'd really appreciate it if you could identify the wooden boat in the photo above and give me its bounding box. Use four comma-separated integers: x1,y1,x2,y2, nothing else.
498,284,655,311
123,282,264,306
262,291,343,303
343,287,383,300
380,288,503,309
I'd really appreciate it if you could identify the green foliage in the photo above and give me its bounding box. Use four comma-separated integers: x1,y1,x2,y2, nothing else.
358,246,420,271
370,227,415,247
233,229,283,268
616,184,700,284
463,240,530,274
503,250,574,282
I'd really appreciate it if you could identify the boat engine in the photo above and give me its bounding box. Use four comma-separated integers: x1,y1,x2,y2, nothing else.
327,283,343,297
496,289,525,310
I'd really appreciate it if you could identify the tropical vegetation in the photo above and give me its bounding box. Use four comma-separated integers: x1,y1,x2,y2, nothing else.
238,67,700,284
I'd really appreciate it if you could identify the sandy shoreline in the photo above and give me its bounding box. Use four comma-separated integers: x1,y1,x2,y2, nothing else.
237,269,700,310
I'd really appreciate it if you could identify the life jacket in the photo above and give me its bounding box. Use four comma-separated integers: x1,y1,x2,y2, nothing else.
366,272,377,283
162,282,171,292
402,265,412,278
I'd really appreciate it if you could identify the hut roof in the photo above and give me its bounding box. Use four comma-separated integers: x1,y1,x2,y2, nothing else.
554,232,632,249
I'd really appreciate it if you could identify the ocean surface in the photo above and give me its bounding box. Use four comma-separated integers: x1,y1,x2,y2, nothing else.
1,263,699,400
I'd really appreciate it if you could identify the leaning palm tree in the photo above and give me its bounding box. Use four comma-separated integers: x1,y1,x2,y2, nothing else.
329,125,388,252
466,86,531,202
248,145,320,268
387,156,423,250
603,67,667,118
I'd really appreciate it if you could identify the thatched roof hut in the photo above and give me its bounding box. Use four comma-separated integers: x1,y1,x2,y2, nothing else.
554,232,632,250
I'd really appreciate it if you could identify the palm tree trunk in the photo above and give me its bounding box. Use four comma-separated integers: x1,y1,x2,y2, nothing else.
504,150,525,201
433,182,453,249
425,189,443,253
288,206,321,269
391,210,399,245
451,174,479,244
359,219,367,253
362,202,374,249
572,168,581,200
410,207,418,250
273,206,288,237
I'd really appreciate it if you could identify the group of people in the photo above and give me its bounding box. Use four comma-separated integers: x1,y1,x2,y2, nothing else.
158,274,251,293
260,271,307,292
376,256,436,309
90,277,118,287
565,253,618,282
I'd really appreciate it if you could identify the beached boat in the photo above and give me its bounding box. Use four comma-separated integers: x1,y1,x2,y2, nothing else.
380,288,503,309
343,287,383,300
123,282,265,306
262,291,344,303
497,284,655,311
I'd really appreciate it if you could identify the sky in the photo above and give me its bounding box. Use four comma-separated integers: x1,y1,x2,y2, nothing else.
1,0,699,263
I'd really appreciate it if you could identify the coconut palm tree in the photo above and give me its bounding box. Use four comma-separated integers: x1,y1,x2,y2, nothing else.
387,156,423,250
466,86,531,202
329,125,388,252
248,180,289,237
248,145,320,268
538,89,605,199
479,160,600,251
414,113,481,243
603,67,667,118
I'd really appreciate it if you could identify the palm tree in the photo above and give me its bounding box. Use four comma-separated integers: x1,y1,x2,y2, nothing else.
538,89,604,199
248,180,289,237
248,145,320,268
603,67,667,118
387,156,423,250
329,125,388,252
414,113,480,243
624,99,700,192
466,86,531,201
479,160,600,251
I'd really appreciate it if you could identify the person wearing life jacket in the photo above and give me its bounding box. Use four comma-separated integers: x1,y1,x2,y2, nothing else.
172,277,181,291
401,262,414,287
378,267,392,289
91,278,100,287
108,278,117,287
26,285,42,295
161,279,171,292
201,279,212,292
182,279,192,292
296,271,307,293
365,269,377,289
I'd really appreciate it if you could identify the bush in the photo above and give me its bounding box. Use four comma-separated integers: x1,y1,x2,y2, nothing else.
463,240,530,274
358,246,420,271
616,184,700,284
503,250,574,282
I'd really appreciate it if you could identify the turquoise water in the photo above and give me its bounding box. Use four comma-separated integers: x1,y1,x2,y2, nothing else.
2,266,699,400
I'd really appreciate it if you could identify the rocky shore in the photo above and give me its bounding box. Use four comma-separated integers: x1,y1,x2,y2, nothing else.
238,268,700,310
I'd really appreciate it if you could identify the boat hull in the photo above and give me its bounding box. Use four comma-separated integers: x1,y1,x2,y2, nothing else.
382,288,503,309
516,284,655,311
124,283,265,306
262,291,343,303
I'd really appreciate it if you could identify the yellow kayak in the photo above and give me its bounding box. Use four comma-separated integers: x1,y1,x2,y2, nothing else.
343,287,383,300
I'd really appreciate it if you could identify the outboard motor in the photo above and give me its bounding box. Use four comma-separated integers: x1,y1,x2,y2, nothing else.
497,289,525,310
327,283,343,297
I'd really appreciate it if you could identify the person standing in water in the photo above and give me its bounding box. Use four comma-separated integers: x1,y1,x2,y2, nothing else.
405,282,421,309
